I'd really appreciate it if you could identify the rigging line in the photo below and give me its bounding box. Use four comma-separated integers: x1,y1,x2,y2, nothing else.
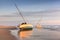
12,0,27,23
36,16,42,25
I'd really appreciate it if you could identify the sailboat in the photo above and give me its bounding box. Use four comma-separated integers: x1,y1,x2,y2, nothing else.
13,0,33,31
18,22,33,31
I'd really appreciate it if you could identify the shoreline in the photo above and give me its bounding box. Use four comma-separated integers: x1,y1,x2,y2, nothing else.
0,25,17,29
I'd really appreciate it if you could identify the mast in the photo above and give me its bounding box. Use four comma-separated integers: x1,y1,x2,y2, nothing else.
12,0,27,23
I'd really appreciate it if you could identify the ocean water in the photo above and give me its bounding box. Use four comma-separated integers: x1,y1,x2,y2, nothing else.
0,21,60,40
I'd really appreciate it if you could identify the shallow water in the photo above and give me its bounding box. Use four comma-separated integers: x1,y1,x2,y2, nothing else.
1,25,60,40
0,29,60,40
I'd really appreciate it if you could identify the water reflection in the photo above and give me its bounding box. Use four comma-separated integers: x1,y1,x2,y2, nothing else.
18,30,33,40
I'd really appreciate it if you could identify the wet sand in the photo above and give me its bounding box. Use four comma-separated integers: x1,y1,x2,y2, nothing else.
32,29,60,40
0,25,18,40
0,29,18,40
31,29,60,40
0,25,17,29
1,25,60,40
18,28,60,40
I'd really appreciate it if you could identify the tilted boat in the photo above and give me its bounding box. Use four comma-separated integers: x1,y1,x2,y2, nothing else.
13,0,33,31
18,22,33,31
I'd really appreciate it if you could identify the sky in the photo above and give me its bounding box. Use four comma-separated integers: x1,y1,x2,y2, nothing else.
0,0,60,14
0,0,60,25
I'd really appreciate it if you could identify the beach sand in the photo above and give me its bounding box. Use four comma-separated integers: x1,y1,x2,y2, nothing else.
0,29,18,40
0,25,18,40
0,25,17,29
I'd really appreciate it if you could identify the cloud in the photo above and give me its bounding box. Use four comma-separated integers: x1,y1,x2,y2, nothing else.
0,9,60,17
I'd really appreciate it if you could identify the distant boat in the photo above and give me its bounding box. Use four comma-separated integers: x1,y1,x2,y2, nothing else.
36,24,42,29
18,22,33,31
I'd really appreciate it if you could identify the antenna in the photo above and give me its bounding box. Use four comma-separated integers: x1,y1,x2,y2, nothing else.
12,0,27,23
